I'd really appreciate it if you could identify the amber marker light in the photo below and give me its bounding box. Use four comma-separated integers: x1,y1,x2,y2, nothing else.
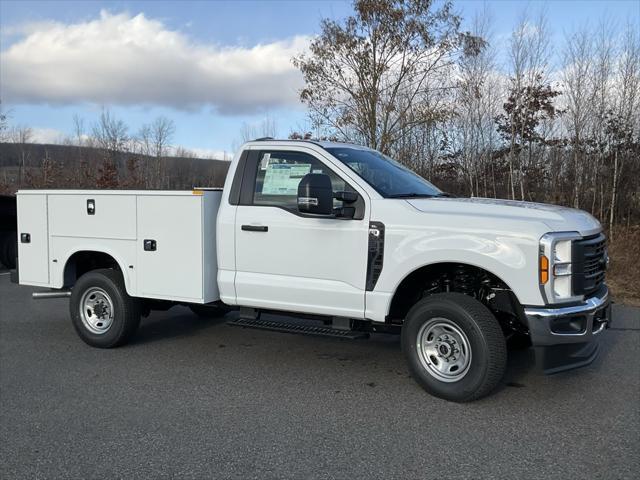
540,255,549,284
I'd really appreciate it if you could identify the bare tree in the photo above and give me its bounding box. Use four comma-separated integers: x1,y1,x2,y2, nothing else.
239,121,258,143
590,20,615,219
504,9,552,200
92,109,129,156
136,124,153,156
10,125,33,144
451,5,501,197
562,27,594,208
148,116,176,188
608,24,640,238
72,114,85,146
0,102,8,141
293,0,481,154
9,125,33,187
151,116,175,158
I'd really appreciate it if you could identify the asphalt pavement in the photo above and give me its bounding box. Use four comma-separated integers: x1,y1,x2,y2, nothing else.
1,271,639,479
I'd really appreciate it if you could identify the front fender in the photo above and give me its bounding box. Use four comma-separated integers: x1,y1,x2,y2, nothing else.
372,227,544,316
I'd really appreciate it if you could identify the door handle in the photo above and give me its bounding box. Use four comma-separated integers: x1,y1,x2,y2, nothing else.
241,225,268,232
143,239,157,251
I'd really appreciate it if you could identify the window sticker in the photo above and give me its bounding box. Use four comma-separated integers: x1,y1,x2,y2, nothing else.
261,163,312,195
260,153,271,170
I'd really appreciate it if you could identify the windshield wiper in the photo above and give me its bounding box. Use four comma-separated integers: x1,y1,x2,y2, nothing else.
387,193,438,198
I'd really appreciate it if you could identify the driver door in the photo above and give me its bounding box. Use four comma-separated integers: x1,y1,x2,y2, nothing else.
234,148,369,318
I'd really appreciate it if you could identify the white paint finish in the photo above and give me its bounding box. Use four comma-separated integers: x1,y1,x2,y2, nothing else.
407,197,602,237
234,271,365,317
136,194,207,302
234,205,369,316
215,149,242,303
49,236,137,294
19,189,214,196
370,199,544,302
16,193,49,286
48,194,137,239
365,290,393,323
18,189,220,303
217,269,236,304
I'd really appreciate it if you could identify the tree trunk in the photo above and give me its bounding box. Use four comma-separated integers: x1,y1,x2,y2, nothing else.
609,149,618,240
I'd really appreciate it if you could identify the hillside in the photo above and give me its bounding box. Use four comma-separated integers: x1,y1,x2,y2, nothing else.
0,142,230,194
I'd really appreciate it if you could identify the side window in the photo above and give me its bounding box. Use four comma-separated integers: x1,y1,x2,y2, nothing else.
252,151,350,210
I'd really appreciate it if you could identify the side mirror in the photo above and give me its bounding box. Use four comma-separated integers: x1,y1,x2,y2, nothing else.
298,173,333,215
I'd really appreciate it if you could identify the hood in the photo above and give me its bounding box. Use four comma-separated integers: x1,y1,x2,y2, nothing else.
406,197,602,236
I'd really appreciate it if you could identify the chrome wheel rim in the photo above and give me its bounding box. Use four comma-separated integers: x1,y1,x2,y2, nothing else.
416,318,472,382
79,287,114,335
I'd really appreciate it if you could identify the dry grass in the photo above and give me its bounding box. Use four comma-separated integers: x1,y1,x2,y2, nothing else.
607,226,640,306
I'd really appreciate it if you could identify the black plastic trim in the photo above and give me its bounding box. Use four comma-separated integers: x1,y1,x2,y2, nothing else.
572,232,606,297
229,150,249,206
366,222,385,291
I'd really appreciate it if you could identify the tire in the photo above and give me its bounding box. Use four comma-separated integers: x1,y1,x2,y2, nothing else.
70,269,140,348
189,304,227,318
401,293,507,402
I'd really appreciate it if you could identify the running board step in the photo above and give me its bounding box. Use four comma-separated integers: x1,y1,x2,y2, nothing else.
227,317,369,340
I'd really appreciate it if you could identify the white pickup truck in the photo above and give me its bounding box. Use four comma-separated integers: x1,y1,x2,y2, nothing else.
12,139,611,401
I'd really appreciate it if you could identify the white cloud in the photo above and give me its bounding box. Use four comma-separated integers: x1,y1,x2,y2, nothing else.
29,127,66,144
1,11,309,114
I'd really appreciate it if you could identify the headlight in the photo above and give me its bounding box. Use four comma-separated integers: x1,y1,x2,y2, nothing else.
539,232,582,304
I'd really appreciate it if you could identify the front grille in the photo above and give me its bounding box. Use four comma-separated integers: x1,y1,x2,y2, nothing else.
572,233,607,297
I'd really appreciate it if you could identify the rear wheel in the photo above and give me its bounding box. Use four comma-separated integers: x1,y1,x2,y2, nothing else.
70,269,140,348
401,293,506,402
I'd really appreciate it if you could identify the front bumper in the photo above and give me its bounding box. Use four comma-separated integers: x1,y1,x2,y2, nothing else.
524,288,611,374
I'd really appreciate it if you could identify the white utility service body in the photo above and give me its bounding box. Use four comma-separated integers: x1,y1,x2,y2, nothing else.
14,140,611,402
18,190,222,303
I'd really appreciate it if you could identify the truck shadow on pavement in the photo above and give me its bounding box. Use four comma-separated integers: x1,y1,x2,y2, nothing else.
132,307,230,345
131,306,542,391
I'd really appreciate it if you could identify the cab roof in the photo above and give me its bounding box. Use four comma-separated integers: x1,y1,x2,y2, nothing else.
244,138,370,151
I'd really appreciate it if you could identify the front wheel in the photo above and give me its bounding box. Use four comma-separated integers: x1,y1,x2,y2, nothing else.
70,269,140,348
401,293,507,402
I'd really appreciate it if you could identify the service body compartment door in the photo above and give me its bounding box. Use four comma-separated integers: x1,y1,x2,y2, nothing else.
16,193,50,285
48,194,136,240
136,195,205,302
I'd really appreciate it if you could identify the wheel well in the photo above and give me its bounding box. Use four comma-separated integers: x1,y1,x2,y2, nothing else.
387,263,528,333
63,251,121,287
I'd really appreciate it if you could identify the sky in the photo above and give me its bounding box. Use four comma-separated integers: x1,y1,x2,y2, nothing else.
0,0,638,159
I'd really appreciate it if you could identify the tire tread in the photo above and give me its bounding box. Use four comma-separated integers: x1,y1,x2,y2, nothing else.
402,292,507,402
70,268,140,348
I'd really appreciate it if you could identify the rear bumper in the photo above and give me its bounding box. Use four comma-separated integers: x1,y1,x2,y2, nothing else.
524,288,611,374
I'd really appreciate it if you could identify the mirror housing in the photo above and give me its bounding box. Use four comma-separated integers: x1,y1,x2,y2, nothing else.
334,206,356,219
334,190,358,203
298,173,333,215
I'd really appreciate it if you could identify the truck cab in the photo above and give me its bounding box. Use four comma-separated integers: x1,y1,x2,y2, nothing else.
14,139,611,402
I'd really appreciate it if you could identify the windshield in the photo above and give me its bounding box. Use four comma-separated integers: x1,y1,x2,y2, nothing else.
325,147,443,198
